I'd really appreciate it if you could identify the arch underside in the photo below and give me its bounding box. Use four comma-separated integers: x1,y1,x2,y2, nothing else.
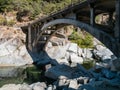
36,19,118,56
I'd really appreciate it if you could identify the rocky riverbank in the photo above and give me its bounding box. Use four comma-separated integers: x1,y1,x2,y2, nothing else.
0,26,33,66
0,27,120,90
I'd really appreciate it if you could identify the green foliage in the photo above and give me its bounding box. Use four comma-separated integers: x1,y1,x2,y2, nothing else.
0,0,86,20
0,16,6,25
0,15,16,26
7,20,16,26
69,30,94,48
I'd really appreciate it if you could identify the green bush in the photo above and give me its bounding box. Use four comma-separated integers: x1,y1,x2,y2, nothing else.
7,20,16,26
69,30,94,48
0,16,7,25
0,0,86,20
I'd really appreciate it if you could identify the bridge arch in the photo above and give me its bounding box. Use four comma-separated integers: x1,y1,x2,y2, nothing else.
36,19,117,55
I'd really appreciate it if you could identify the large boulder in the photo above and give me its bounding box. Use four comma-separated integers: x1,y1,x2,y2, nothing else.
70,53,83,64
67,43,78,54
93,45,114,61
0,84,21,90
47,46,67,60
0,27,33,66
30,82,47,90
68,80,78,89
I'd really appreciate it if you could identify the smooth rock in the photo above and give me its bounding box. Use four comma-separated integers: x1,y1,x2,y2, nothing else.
0,45,10,56
58,76,68,86
47,85,53,90
93,45,113,61
0,55,32,66
67,43,78,54
0,84,21,90
20,83,32,90
70,53,83,64
69,80,78,89
30,82,46,90
47,46,66,59
95,45,105,51
65,52,70,60
47,42,52,48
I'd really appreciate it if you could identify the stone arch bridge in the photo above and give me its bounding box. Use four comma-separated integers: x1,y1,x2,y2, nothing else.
21,0,120,57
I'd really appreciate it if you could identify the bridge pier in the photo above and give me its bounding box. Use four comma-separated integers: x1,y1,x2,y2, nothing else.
28,24,32,51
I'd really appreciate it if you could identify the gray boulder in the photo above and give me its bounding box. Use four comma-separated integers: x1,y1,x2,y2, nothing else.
0,38,33,66
93,45,113,61
69,80,78,89
30,82,46,90
47,46,66,59
70,53,83,64
67,43,78,54
0,84,21,90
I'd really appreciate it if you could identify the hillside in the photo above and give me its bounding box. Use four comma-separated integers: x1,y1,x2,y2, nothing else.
0,0,84,26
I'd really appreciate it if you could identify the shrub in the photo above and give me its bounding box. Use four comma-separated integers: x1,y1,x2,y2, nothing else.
69,30,94,48
0,15,7,25
7,19,16,26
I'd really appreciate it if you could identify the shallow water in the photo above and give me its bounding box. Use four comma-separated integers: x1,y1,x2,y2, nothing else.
0,65,44,87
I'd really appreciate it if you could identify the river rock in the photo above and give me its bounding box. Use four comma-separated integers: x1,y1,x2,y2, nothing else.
47,46,66,59
0,28,33,66
47,42,52,48
57,76,68,87
93,45,113,61
46,85,53,90
69,80,78,89
30,82,46,90
67,43,78,54
0,84,21,90
0,55,32,66
70,53,83,64
20,83,32,90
